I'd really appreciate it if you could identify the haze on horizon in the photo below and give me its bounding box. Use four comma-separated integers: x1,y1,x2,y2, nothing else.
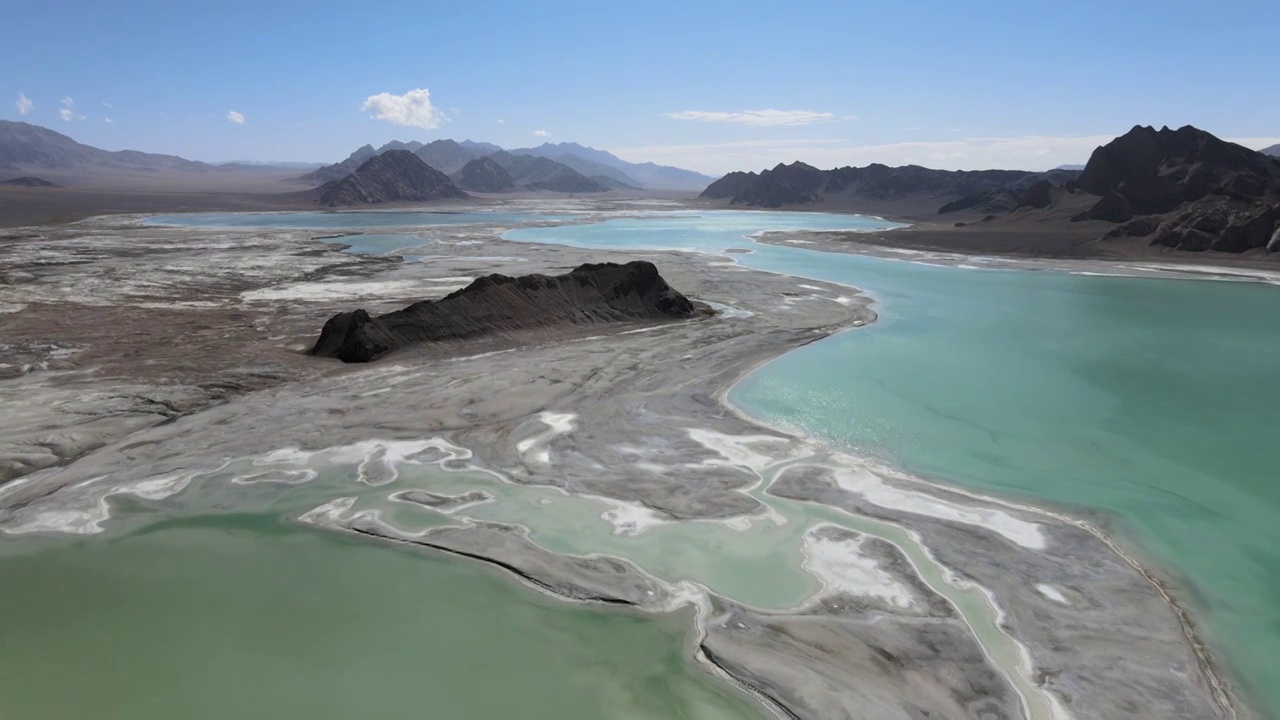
5,0,1278,175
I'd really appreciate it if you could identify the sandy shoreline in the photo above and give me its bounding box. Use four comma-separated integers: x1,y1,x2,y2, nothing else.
0,205,1250,719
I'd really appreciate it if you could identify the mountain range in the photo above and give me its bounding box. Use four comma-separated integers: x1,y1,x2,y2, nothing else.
297,138,711,192
315,150,469,206
1,119,225,174
704,125,1280,254
0,120,713,192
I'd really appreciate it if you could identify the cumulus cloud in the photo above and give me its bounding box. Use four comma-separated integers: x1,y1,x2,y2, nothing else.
611,134,1123,176
57,96,78,121
103,117,114,124
103,102,112,109
226,110,245,125
16,93,32,115
665,109,839,127
533,129,549,137
360,88,447,129
497,118,505,124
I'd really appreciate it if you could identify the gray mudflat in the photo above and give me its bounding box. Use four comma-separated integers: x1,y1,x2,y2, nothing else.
0,203,1241,720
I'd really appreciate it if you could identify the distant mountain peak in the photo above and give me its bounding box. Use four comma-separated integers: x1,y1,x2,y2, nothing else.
452,156,517,193
316,150,469,206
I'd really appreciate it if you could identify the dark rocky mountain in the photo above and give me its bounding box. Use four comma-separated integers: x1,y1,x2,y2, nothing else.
512,141,714,190
310,260,698,362
1263,144,1280,158
938,178,1062,215
414,139,484,175
1072,125,1280,252
303,139,710,192
315,150,469,206
0,176,61,188
1,120,209,173
452,156,517,193
702,161,1040,209
488,151,609,193
700,171,759,199
297,144,377,185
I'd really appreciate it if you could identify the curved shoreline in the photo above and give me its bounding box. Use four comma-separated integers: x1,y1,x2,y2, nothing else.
726,228,1257,720
0,207,1250,720
717,329,1243,720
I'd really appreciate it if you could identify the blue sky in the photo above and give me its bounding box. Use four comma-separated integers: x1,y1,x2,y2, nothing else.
5,0,1278,174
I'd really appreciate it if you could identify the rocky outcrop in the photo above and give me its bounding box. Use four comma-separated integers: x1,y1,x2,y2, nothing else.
0,176,61,188
315,150,469,206
452,157,517,193
701,171,760,199
1076,125,1280,215
1072,189,1134,223
728,162,827,207
1073,126,1280,252
1148,202,1280,253
938,178,1061,215
309,261,698,362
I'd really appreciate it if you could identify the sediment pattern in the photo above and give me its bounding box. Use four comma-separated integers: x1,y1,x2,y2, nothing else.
0,205,1239,720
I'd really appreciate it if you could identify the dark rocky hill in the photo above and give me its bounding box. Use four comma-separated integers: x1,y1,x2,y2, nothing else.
315,150,469,206
0,176,61,188
701,161,1042,209
452,156,517,193
310,261,699,362
488,151,609,193
1072,126,1280,252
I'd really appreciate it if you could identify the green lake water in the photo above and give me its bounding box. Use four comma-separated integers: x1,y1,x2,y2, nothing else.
0,514,762,720
507,211,1280,716
5,209,1278,718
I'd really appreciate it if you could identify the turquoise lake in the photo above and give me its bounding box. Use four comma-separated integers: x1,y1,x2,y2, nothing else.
7,208,1276,717
506,210,1280,716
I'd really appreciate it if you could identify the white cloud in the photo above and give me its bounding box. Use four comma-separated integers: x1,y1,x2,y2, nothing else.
103,102,112,109
497,118,505,124
103,117,114,124
533,129,549,137
611,134,1120,176
226,110,245,125
57,97,85,121
665,109,839,127
16,92,32,115
360,88,447,129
